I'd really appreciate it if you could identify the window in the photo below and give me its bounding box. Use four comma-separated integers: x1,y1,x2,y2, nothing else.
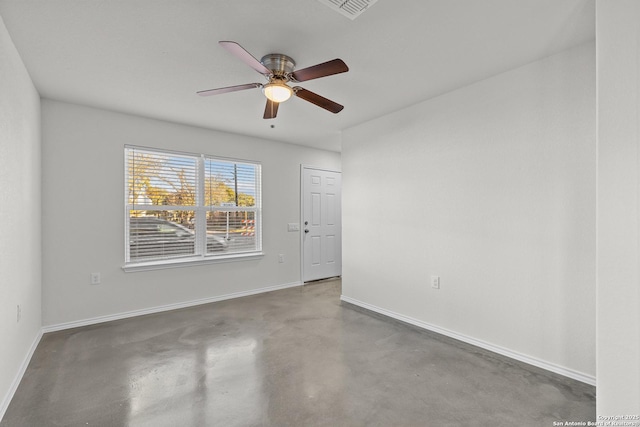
124,146,261,270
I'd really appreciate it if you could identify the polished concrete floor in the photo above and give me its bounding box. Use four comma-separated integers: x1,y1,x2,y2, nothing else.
3,279,595,426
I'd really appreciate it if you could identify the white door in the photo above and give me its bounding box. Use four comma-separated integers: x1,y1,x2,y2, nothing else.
302,167,342,282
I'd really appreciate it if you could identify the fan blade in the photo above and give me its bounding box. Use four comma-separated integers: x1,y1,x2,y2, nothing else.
294,87,344,114
263,99,279,119
291,59,348,82
219,41,272,75
197,83,262,96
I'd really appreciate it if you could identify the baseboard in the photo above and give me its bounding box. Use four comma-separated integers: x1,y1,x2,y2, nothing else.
43,281,302,333
1,329,43,421
340,295,596,387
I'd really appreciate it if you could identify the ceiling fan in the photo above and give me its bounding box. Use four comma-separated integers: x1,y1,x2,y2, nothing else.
197,41,349,119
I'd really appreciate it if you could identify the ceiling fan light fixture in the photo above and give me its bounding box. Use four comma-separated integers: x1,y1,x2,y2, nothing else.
198,41,348,119
262,82,293,103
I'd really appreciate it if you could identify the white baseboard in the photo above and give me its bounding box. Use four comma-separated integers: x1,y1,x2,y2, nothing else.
1,329,43,421
340,295,596,387
43,281,302,333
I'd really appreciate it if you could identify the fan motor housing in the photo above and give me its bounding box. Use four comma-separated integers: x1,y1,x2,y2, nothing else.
260,54,296,77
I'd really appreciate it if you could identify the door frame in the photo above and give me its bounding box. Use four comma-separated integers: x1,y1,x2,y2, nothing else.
300,164,342,284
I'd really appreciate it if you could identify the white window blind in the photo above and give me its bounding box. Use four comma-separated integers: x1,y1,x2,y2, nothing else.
125,146,261,267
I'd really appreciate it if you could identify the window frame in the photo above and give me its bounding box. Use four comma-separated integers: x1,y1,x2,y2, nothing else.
123,145,263,272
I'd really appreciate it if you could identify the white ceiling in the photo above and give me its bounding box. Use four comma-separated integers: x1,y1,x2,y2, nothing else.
0,0,594,152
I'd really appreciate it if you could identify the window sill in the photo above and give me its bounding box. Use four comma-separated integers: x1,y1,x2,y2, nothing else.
122,252,264,272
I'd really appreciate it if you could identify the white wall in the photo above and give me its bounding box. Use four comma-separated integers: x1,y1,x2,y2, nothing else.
41,100,340,327
0,16,42,417
342,42,595,380
596,0,640,415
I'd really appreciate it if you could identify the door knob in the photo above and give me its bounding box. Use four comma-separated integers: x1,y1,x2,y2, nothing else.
304,229,310,233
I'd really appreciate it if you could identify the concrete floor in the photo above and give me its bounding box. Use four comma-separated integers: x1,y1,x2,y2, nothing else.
2,279,595,426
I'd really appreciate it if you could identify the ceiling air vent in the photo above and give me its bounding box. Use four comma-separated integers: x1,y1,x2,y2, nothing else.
317,0,378,20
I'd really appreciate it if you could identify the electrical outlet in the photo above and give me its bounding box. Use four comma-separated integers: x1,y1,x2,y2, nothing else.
278,254,285,263
431,275,440,289
90,272,101,285
17,305,21,323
